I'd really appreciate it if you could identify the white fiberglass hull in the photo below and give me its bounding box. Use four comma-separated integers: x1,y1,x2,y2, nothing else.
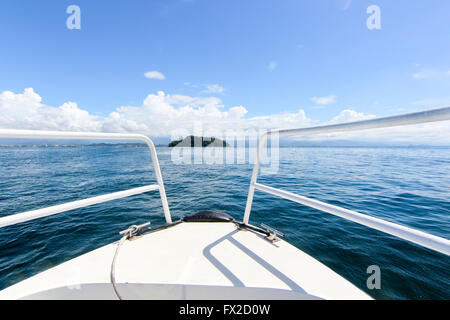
0,221,371,300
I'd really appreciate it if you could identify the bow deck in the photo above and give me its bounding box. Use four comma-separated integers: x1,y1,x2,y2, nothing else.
0,221,371,300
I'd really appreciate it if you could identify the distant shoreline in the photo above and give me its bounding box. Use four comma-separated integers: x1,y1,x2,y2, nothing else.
0,144,449,149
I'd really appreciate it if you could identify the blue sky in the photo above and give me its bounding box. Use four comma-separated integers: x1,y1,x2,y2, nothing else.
1,0,450,141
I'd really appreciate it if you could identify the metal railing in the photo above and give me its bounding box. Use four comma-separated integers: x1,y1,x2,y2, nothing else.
243,106,450,256
0,129,172,228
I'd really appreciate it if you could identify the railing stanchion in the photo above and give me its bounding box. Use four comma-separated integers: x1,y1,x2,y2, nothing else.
243,133,268,225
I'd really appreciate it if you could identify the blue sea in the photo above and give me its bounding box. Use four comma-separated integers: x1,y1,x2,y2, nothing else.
0,146,449,299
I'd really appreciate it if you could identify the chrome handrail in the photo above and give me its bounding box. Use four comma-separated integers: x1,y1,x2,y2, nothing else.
243,106,450,256
0,129,172,227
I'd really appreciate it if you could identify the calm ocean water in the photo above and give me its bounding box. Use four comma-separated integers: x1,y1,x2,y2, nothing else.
0,146,449,299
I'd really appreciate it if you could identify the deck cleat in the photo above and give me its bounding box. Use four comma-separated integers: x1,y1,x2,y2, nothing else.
260,223,285,242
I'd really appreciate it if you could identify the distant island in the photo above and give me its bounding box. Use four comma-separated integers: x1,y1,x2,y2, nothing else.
168,136,229,147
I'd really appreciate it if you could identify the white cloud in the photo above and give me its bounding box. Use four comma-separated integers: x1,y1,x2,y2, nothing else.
412,98,450,108
101,91,311,137
412,70,435,79
412,68,450,80
342,0,352,11
0,88,448,144
0,88,100,131
185,82,225,94
310,95,337,105
268,61,277,72
144,71,166,80
202,84,225,94
0,88,312,137
328,109,376,124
